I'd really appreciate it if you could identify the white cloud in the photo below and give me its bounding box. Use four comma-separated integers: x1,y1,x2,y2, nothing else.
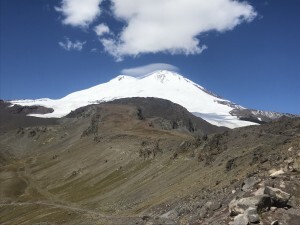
55,0,103,27
90,48,98,52
121,63,179,77
56,0,257,61
94,23,110,36
101,0,256,60
59,38,86,51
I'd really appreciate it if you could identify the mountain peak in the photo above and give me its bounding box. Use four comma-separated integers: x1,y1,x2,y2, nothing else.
111,75,136,82
143,70,183,81
9,70,266,128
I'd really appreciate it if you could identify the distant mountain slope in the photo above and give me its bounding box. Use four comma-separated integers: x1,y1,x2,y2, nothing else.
9,70,296,128
229,107,298,124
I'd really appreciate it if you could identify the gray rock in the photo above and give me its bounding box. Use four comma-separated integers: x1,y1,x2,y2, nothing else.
271,220,279,225
234,214,249,225
245,207,260,223
293,158,300,172
198,201,221,218
209,201,222,211
263,186,291,207
242,177,261,192
160,210,178,220
248,213,260,223
229,195,271,216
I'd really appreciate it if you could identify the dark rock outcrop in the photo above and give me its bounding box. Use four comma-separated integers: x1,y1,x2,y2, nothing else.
0,101,57,132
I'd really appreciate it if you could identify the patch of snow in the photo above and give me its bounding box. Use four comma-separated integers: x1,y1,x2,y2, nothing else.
192,112,257,128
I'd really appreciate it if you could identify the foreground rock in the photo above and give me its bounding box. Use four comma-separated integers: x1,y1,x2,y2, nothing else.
241,177,261,192
245,207,260,223
229,194,271,216
263,186,291,207
229,185,292,225
234,214,249,225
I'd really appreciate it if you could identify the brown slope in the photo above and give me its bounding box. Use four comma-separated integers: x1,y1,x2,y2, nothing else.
0,99,299,225
107,97,228,135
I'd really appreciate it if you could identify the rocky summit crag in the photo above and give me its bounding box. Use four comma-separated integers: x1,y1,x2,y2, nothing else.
0,97,300,225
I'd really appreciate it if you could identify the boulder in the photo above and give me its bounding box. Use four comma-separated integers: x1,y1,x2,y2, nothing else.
263,186,291,207
229,195,271,216
242,177,261,191
208,201,222,211
198,201,221,218
293,158,300,172
160,210,177,220
234,214,249,225
245,207,260,223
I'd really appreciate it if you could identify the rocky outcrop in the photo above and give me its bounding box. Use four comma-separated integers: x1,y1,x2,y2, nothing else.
109,97,228,135
7,103,54,115
229,194,271,216
139,140,162,160
229,185,291,224
81,114,101,138
263,186,291,207
0,101,57,132
229,108,297,124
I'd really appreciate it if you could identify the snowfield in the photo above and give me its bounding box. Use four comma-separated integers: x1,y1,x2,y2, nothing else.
10,70,257,128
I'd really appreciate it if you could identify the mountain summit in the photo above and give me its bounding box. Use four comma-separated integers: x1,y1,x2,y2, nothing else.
10,70,291,128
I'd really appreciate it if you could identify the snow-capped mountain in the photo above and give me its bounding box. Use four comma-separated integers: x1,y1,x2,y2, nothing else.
10,70,289,128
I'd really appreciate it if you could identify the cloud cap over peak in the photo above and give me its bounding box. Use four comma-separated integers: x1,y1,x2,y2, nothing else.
121,63,179,77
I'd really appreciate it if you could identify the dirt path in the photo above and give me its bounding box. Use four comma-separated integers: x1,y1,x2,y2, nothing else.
8,158,141,220
22,156,61,202
0,201,139,219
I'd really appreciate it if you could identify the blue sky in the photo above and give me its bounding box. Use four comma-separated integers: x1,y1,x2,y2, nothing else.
0,0,299,114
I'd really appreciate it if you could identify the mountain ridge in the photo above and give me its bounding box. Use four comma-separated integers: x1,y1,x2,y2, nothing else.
8,70,296,128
